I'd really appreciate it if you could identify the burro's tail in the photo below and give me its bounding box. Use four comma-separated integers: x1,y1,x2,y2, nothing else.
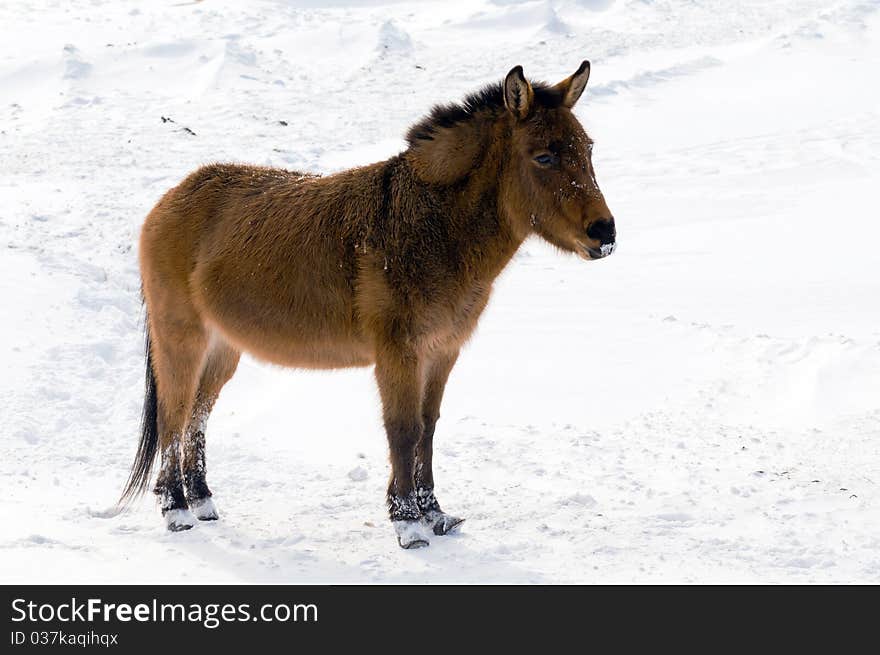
118,316,159,508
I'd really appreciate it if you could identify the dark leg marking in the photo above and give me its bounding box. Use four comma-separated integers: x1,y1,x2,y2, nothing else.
183,424,218,521
154,439,195,531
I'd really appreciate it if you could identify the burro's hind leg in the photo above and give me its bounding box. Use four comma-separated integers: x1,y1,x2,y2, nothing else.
183,340,241,521
148,311,208,532
374,343,431,549
416,349,464,536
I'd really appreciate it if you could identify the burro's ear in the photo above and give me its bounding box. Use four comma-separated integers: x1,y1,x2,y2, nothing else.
556,60,591,109
503,65,533,120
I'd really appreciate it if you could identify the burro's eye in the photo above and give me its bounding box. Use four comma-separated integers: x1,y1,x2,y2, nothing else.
533,153,559,166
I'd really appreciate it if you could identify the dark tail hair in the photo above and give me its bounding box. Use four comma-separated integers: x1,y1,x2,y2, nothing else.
118,318,159,507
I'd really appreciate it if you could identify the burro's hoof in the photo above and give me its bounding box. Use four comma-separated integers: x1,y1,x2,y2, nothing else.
190,497,219,521
393,519,430,549
424,510,465,536
163,508,196,532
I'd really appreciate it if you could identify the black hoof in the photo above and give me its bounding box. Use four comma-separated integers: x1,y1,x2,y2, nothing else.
434,517,465,536
168,521,193,532
393,519,430,549
163,508,196,532
425,511,465,536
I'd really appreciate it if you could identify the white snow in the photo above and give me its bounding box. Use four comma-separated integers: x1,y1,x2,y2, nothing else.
348,466,369,482
1,0,879,583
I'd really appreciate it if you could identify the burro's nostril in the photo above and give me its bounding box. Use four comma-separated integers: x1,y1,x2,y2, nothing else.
586,218,616,245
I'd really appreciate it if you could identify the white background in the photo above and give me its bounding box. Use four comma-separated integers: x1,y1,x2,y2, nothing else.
1,0,878,582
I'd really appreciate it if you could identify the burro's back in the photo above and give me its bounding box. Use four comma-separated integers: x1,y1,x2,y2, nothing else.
125,61,618,549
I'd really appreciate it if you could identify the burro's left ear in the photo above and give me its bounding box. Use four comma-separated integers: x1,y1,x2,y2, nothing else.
555,60,591,109
503,65,534,120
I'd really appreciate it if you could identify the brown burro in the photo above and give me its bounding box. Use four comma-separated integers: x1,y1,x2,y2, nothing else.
120,61,617,548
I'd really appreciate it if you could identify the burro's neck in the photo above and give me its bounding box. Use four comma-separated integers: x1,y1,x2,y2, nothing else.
379,114,530,292
431,119,529,284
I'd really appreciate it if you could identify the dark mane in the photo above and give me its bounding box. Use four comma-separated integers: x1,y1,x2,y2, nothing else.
405,79,562,145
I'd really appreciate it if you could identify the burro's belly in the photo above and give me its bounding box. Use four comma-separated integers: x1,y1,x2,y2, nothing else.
206,309,375,369
193,266,374,369
236,331,375,369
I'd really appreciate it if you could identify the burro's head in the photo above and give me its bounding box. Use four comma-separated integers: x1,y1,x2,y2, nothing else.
501,61,616,260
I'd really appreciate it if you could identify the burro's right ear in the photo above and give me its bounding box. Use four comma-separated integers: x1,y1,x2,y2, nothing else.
503,65,533,120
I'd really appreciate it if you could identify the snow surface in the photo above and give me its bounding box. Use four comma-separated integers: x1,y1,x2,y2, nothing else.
1,0,879,583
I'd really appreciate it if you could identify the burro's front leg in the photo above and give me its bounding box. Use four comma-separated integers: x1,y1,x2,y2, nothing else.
416,349,465,536
374,344,430,549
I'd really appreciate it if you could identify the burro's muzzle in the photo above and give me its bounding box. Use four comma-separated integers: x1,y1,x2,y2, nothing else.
579,218,616,260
